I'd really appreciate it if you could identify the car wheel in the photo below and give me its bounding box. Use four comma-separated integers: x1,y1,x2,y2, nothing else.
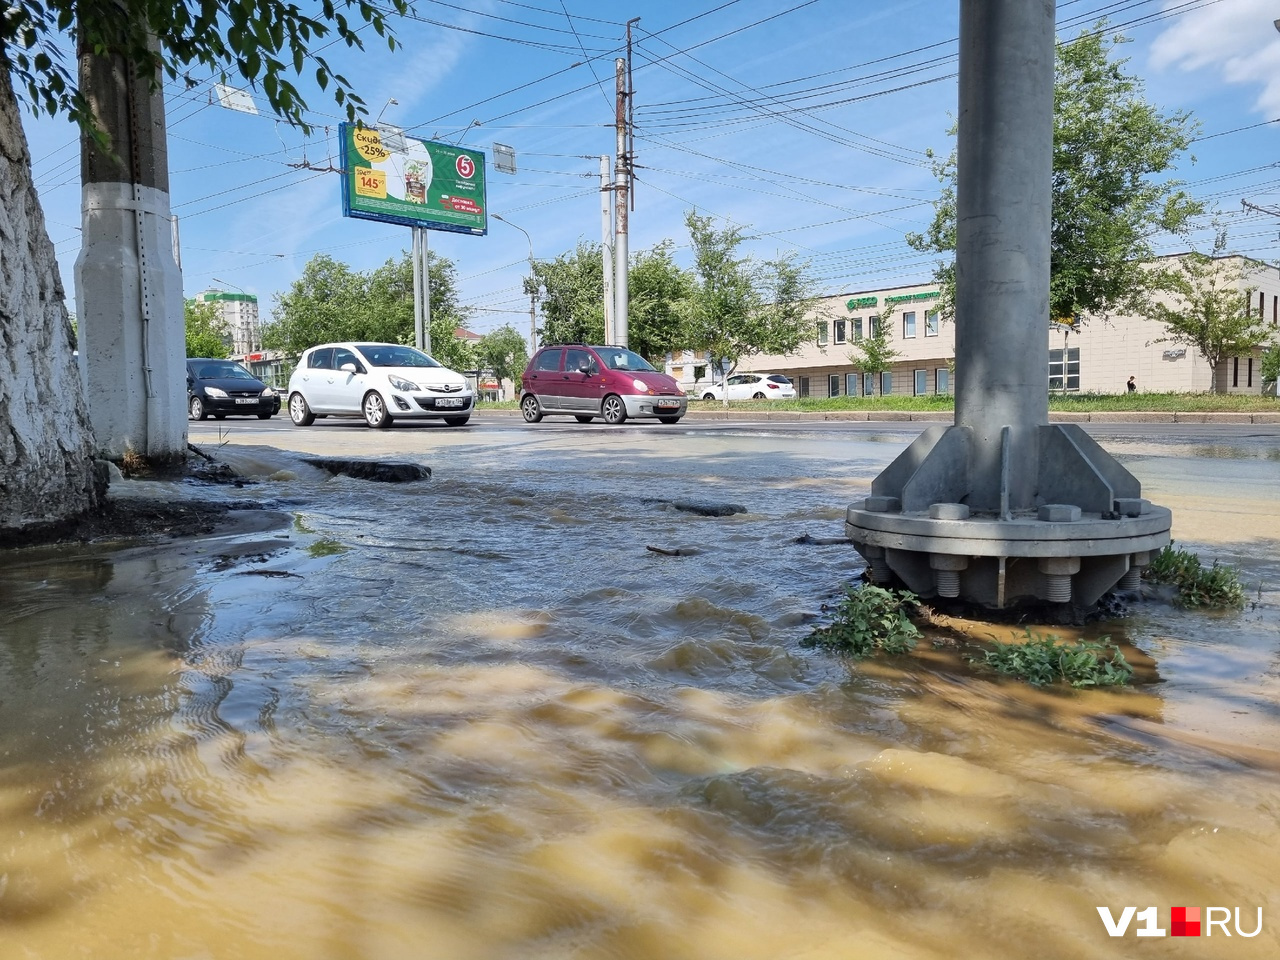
288,392,315,426
601,394,627,425
658,416,682,424
363,391,392,428
521,394,543,423
702,392,716,401
574,415,594,423
188,395,206,421
752,392,766,399
443,415,470,427
257,413,272,420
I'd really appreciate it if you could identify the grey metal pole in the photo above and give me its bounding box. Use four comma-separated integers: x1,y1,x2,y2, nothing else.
953,0,1054,511
422,227,432,356
413,228,424,351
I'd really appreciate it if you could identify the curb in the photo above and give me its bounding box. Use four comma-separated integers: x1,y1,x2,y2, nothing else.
477,408,1280,424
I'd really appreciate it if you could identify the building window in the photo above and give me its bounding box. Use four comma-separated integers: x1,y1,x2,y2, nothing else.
1048,347,1080,392
816,321,828,347
925,311,940,337
936,367,950,394
799,376,810,398
870,315,881,338
828,374,840,397
833,318,847,344
1248,357,1254,388
881,371,893,396
851,317,864,342
1232,356,1239,387
864,372,875,396
846,373,860,397
903,311,917,338
914,369,928,395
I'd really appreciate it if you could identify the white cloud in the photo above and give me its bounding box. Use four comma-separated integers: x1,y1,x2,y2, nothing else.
1149,0,1280,116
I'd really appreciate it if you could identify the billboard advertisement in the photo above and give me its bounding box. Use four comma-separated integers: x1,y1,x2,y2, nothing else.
339,123,487,235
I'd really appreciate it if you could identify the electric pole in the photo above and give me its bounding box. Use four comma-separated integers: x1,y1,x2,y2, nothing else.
613,18,639,349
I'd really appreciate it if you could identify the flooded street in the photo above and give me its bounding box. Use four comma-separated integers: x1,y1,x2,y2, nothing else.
2,417,1278,959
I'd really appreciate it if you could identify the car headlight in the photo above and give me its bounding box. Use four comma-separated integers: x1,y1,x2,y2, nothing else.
632,378,650,392
388,376,420,392
260,387,276,398
204,386,228,399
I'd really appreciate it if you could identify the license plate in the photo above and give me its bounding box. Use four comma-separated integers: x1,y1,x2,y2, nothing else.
436,397,464,408
235,398,256,405
657,399,680,408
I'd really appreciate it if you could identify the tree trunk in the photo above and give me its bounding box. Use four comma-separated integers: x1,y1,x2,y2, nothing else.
0,72,103,535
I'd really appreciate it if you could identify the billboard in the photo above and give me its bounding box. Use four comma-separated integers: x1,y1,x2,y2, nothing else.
339,123,487,235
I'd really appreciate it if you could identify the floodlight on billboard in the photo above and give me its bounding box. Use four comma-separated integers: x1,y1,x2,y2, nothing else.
339,122,487,235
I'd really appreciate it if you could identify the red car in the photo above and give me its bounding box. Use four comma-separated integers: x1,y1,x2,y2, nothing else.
520,344,688,425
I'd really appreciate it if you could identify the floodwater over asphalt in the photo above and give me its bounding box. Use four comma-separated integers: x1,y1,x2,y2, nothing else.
1,420,1278,959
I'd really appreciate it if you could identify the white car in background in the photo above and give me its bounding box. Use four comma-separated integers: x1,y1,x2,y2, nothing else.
694,373,797,401
286,342,474,428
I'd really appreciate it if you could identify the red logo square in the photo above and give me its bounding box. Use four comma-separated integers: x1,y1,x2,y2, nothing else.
1172,907,1201,937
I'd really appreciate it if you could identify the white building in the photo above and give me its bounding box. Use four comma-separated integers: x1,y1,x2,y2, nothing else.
668,255,1280,397
195,289,260,356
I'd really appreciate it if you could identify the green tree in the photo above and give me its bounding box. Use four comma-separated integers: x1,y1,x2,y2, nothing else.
628,240,692,362
679,212,817,395
533,242,606,347
473,325,529,392
1262,343,1280,396
8,0,408,137
846,316,900,396
907,21,1202,325
263,251,473,368
1140,229,1272,393
185,299,229,358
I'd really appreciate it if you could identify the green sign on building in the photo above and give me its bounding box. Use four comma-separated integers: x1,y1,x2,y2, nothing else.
340,123,487,235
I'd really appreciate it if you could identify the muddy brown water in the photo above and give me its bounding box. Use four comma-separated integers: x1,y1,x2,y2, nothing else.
2,421,1278,959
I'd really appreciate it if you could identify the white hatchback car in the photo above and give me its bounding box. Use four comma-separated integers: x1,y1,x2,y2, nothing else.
696,373,797,401
287,342,474,428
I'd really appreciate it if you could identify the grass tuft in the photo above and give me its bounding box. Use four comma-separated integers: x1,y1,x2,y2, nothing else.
971,630,1133,688
803,585,921,657
1144,543,1246,608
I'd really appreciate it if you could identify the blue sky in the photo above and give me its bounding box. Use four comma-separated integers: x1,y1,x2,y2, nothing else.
23,0,1280,342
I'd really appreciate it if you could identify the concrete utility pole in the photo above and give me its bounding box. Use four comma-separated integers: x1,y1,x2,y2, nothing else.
845,0,1171,612
601,155,614,345
75,32,186,460
613,57,630,349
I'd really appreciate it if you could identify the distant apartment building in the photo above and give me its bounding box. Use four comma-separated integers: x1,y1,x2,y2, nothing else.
668,254,1280,397
195,289,260,356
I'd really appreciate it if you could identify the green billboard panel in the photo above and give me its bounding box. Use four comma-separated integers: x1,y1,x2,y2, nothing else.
340,123,487,235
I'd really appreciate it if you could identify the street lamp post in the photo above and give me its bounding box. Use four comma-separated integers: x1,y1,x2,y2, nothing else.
492,214,539,352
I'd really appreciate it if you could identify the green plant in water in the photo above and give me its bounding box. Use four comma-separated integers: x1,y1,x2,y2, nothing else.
1143,543,1245,608
803,585,921,658
974,630,1133,688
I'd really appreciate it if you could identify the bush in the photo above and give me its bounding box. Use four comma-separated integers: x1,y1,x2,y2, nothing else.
1143,543,1246,608
973,630,1133,688
803,585,921,657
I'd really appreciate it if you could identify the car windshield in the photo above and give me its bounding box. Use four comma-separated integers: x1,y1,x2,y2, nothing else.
355,344,442,368
195,361,255,380
597,348,656,372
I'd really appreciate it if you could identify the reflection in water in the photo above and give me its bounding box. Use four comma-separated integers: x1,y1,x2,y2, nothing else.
1,426,1278,959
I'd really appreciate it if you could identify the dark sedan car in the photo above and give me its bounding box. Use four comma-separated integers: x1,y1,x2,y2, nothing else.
186,358,280,421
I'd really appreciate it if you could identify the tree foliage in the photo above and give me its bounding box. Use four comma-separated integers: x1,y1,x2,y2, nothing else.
473,325,528,389
184,299,229,358
532,242,607,348
627,240,692,362
1140,229,1271,393
679,212,817,382
263,251,474,369
4,0,408,136
846,317,900,395
906,21,1202,325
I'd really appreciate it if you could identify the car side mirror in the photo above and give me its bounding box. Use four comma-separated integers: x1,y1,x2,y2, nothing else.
578,362,592,374
340,362,358,374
